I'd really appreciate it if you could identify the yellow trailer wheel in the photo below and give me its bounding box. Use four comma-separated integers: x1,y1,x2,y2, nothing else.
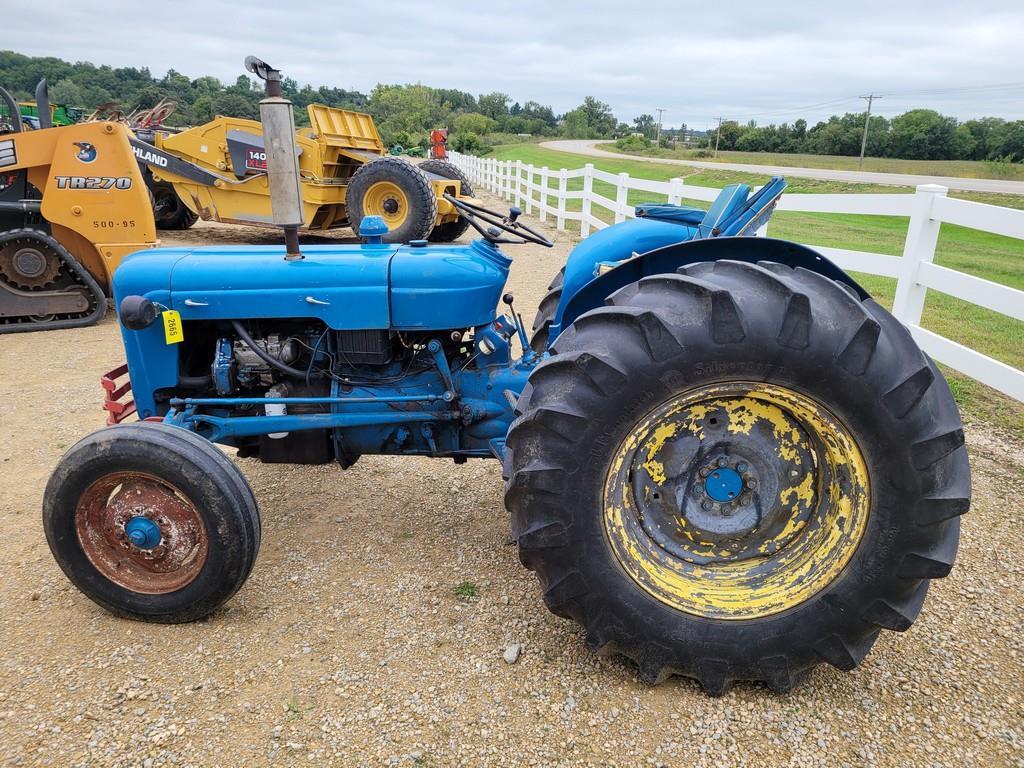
346,157,437,243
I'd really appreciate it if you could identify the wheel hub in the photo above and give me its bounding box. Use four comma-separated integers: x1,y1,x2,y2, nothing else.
74,471,208,594
0,238,63,289
703,464,743,503
12,247,46,278
603,382,870,620
363,180,410,227
124,515,162,549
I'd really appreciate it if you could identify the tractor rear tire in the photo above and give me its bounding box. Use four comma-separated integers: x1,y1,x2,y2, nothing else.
505,260,970,694
43,423,260,623
419,160,474,242
529,266,564,353
347,157,437,244
152,181,198,230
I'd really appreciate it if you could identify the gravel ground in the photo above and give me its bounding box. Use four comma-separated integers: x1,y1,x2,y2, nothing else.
1,189,1022,767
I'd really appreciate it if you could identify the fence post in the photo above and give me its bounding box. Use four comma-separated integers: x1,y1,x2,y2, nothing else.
539,166,549,223
524,164,534,214
557,169,567,231
668,177,684,205
615,172,630,223
581,164,594,237
892,184,947,326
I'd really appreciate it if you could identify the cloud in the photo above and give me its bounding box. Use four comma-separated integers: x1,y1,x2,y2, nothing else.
6,0,1023,125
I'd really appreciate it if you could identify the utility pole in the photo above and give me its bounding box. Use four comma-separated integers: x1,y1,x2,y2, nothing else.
714,116,723,157
858,94,880,169
655,107,666,146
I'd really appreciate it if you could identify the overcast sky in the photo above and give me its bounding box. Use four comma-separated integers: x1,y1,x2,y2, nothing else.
6,0,1023,127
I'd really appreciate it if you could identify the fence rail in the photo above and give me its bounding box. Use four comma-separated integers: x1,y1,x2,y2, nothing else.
448,151,1024,404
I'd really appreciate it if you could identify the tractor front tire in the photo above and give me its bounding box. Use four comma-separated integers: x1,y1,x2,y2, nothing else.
43,423,260,623
347,157,437,244
151,181,199,230
419,159,475,242
505,260,970,694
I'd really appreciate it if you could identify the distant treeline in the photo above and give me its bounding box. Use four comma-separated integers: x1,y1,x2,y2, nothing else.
699,112,1024,162
2,51,1021,161
0,50,576,150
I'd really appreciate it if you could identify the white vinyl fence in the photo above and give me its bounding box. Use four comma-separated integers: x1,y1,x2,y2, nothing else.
448,151,1024,404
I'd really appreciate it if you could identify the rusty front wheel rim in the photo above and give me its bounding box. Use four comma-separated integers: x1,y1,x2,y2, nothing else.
75,471,208,594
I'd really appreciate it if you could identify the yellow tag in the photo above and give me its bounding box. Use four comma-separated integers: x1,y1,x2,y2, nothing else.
162,310,184,344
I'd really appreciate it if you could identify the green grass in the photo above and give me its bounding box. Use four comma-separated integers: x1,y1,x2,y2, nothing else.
485,144,1024,435
453,581,479,600
603,145,1024,181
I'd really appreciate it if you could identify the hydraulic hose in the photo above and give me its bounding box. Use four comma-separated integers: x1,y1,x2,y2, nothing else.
231,320,320,380
177,374,212,389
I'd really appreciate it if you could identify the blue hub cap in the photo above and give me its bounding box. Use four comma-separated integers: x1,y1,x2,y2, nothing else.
704,466,743,503
124,515,161,549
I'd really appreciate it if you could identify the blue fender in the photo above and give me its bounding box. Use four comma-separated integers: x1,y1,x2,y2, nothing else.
554,217,698,332
552,237,869,346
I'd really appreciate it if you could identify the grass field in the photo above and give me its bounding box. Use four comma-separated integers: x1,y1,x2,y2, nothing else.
486,144,1024,434
603,145,1024,181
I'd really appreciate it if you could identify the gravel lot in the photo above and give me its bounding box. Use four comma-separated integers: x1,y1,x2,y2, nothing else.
1,189,1022,767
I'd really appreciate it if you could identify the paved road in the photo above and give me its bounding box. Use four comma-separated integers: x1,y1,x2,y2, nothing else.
540,139,1024,195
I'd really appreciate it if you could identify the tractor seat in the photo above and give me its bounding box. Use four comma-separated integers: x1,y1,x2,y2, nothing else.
632,184,750,237
634,203,705,226
633,176,788,239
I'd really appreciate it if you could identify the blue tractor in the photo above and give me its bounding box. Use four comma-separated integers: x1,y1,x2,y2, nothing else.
43,59,970,695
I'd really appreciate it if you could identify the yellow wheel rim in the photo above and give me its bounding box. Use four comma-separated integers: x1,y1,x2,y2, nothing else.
362,181,409,229
603,382,869,620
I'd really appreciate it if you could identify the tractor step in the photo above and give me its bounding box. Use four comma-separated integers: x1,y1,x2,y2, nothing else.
101,363,136,424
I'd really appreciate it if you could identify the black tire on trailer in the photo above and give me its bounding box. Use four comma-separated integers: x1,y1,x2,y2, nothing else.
43,423,261,623
529,266,564,353
151,181,198,230
347,157,437,244
505,259,970,695
419,159,475,242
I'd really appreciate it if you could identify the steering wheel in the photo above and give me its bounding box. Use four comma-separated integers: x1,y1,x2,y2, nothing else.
443,194,554,248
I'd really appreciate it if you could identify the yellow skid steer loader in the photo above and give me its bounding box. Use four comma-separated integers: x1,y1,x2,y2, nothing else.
0,84,157,333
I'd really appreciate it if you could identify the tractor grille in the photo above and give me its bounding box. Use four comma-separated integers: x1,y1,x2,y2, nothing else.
336,329,393,365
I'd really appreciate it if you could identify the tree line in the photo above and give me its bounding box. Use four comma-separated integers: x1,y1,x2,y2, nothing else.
2,50,1020,162
700,112,1024,162
0,50,625,151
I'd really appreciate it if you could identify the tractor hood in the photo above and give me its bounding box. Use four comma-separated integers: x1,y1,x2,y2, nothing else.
113,239,512,331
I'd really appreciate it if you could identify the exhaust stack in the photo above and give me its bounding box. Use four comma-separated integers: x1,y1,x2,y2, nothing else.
244,56,303,260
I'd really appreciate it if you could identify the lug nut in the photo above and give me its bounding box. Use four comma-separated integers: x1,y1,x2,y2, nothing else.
717,458,728,467
746,477,758,489
701,500,713,511
736,462,748,473
699,467,710,478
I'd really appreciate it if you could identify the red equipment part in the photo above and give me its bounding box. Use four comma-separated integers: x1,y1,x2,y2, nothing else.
429,129,448,160
101,363,136,425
